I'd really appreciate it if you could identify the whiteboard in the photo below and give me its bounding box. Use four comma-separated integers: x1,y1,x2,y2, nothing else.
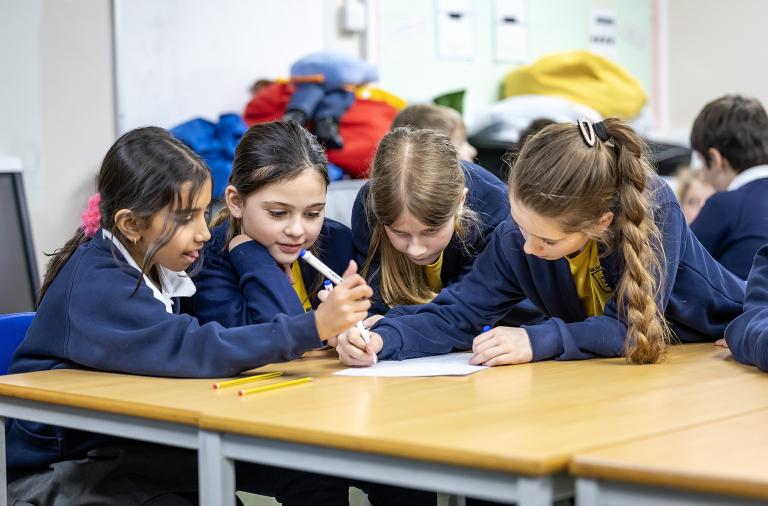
113,0,327,134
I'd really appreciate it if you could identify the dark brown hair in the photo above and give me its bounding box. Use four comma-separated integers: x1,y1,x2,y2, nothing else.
691,95,768,172
211,121,329,302
39,127,210,305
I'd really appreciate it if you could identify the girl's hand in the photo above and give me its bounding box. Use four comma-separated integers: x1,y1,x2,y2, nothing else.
314,260,372,340
715,338,729,348
336,326,382,366
363,314,384,328
470,326,533,366
323,314,383,349
228,233,253,252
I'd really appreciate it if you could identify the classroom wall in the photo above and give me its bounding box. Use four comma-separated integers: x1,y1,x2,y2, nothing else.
0,0,115,275
0,0,359,278
666,0,768,134
375,0,654,130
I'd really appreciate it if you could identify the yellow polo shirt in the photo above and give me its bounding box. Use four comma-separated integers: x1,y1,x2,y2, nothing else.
425,252,444,293
290,261,312,312
565,240,612,317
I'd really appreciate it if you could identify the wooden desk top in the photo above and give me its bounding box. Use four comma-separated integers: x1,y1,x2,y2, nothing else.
570,408,768,499
198,344,768,475
0,344,766,477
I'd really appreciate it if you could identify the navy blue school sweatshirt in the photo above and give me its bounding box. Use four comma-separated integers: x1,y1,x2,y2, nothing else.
373,178,745,362
725,244,768,372
190,218,353,327
7,232,322,478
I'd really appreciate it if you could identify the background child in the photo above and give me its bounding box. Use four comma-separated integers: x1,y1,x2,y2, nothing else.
673,166,715,224
391,103,477,162
725,244,768,372
337,119,745,367
689,94,768,278
191,121,353,328
351,127,509,316
8,127,369,505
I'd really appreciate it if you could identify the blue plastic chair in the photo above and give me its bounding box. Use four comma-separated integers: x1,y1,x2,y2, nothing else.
0,312,34,375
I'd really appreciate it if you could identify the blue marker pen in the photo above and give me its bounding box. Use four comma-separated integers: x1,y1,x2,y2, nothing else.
323,279,334,293
300,249,370,343
482,325,491,333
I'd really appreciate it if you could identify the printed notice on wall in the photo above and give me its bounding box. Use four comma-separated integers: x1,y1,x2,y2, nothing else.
494,0,527,62
436,0,475,60
589,6,617,58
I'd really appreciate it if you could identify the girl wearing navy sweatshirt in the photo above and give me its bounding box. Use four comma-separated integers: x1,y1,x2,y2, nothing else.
337,119,745,367
8,127,371,505
351,127,512,317
189,121,436,505
190,121,353,327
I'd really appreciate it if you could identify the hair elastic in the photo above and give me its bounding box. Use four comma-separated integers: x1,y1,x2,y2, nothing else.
593,121,611,142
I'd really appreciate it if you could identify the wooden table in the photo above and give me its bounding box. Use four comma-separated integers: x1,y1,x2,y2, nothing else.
0,344,766,506
571,407,768,506
195,344,768,505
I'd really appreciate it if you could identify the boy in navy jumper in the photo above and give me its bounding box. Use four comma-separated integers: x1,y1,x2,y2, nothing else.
689,95,768,279
9,127,371,505
337,119,745,367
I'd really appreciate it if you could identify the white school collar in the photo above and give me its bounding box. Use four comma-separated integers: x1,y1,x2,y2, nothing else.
728,164,768,190
101,229,196,313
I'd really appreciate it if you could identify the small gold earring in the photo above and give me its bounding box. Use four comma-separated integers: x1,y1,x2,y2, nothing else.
133,237,138,245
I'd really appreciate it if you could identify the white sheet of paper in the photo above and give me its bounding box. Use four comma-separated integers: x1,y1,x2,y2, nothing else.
334,352,487,377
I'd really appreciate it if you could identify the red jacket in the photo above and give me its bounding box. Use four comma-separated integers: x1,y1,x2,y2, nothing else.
244,83,397,178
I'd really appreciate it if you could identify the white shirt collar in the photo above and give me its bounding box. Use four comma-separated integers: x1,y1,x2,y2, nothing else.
728,164,768,190
101,229,196,313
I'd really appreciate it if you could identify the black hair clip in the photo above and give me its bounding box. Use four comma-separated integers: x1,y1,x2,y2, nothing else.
578,118,596,147
593,121,611,142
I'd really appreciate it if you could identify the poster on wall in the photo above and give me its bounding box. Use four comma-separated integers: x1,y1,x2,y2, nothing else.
494,0,528,62
589,4,617,59
435,0,475,60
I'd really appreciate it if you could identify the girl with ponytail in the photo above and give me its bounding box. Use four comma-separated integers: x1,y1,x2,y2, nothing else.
337,119,745,367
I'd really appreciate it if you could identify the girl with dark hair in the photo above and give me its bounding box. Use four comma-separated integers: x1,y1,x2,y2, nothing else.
337,119,745,368
191,121,355,329
193,121,437,505
9,126,369,505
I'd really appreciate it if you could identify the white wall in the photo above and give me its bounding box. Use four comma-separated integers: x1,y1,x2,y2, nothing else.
666,0,768,134
0,0,115,275
0,0,360,278
113,0,364,134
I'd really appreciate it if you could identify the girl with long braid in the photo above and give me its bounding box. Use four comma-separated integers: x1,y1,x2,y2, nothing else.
336,119,745,366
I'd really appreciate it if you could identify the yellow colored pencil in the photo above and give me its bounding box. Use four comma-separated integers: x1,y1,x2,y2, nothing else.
212,371,283,390
238,377,312,396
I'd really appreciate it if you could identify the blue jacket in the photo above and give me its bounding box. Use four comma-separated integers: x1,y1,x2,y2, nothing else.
190,219,353,327
725,244,768,371
373,179,745,361
352,160,510,315
7,232,322,477
690,178,768,279
170,113,247,200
